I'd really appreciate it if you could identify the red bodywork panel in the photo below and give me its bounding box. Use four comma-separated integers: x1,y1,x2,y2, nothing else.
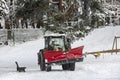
44,46,84,63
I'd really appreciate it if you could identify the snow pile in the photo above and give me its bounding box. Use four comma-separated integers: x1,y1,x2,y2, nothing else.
72,26,120,52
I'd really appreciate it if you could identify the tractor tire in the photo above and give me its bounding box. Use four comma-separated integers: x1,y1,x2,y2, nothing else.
62,64,69,70
46,65,51,72
39,51,46,71
69,63,75,71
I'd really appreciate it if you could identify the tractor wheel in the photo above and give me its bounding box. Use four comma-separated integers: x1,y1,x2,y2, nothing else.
62,64,69,70
46,65,51,72
39,51,46,71
69,63,75,71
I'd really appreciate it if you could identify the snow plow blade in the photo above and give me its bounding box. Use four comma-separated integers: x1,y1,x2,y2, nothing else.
46,57,84,65
66,46,84,59
44,46,84,65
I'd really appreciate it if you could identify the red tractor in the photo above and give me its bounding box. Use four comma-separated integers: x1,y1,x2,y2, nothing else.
37,34,84,71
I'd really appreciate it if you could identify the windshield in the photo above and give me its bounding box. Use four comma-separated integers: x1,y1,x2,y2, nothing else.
48,37,65,51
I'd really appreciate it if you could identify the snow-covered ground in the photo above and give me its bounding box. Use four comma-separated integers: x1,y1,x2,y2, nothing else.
72,26,120,52
0,26,120,80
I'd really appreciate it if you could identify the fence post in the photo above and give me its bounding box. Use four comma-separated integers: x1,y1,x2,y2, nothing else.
13,29,15,45
116,37,117,54
7,29,12,40
111,36,116,54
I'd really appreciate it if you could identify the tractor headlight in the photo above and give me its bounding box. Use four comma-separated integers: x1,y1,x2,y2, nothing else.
45,59,48,63
63,52,66,54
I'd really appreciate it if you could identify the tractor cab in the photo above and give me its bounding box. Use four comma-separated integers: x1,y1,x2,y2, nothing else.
44,34,71,52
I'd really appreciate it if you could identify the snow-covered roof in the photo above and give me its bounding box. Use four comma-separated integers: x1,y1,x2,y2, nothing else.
44,33,66,37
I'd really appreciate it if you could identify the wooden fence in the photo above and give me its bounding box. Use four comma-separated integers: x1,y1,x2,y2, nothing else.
0,29,43,46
